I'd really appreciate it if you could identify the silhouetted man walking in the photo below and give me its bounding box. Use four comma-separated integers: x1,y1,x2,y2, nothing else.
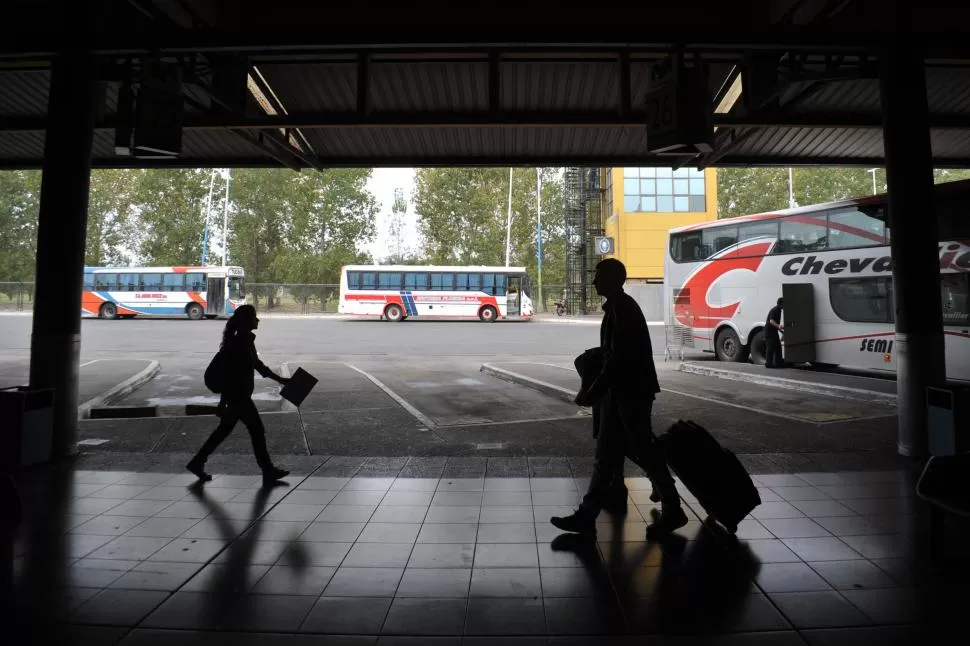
764,297,784,369
552,259,688,539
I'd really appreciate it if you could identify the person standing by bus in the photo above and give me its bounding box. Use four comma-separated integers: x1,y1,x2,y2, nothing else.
551,259,688,539
764,297,785,369
187,305,290,483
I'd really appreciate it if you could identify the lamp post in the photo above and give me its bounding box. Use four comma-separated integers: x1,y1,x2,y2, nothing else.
867,168,879,195
505,168,513,266
536,167,543,312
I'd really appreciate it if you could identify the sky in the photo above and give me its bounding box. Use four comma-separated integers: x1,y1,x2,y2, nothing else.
365,167,419,260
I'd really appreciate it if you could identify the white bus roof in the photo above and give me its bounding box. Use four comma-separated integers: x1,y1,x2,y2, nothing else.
85,266,244,274
342,265,528,273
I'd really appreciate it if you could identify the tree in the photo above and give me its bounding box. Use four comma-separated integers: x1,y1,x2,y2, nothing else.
228,168,378,285
86,170,140,266
135,169,211,265
412,167,566,286
718,166,970,219
0,170,41,286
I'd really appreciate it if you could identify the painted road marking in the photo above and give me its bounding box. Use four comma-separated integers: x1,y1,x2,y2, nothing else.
80,359,99,368
344,362,439,430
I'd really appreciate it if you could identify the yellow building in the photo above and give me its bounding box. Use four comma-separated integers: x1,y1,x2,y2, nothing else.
599,166,719,281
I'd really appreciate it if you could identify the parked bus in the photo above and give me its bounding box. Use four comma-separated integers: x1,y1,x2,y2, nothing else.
338,265,534,322
663,180,970,381
82,265,246,320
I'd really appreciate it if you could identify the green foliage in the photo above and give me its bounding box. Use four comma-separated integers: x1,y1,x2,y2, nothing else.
229,168,378,284
412,167,566,285
0,170,41,283
136,169,211,265
86,170,140,266
718,167,970,219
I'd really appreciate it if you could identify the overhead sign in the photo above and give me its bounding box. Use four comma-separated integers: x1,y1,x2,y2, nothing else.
645,55,715,155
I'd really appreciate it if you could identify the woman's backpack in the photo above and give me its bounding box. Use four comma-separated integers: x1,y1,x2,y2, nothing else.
204,350,226,394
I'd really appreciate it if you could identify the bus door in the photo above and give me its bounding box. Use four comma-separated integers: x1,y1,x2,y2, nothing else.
782,283,816,363
206,276,225,316
507,275,521,317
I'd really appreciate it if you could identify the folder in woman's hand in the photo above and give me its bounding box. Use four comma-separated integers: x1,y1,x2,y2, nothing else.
280,367,318,407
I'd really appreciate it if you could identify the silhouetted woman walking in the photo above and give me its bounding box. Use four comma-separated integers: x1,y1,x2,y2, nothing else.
187,305,290,482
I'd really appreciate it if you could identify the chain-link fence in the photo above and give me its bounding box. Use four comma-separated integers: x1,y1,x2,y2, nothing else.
0,282,33,311
0,281,570,315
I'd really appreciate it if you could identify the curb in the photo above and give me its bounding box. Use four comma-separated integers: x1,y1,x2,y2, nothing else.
480,363,576,404
678,362,898,406
78,360,161,419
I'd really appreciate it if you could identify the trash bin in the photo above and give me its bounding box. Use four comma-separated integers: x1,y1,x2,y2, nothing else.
927,384,969,456
0,387,54,471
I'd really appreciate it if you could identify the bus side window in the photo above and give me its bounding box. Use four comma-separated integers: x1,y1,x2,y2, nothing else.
95,273,117,291
468,273,482,292
777,218,828,254
495,274,507,296
702,226,738,258
455,274,469,290
829,277,894,323
186,273,206,292
83,273,95,290
941,274,969,326
361,272,377,290
347,272,360,290
483,273,496,295
431,273,454,290
405,272,427,291
162,274,185,292
827,207,887,249
119,273,139,291
142,273,163,291
378,272,402,290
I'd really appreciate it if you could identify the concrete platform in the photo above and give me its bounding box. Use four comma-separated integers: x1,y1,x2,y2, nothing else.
8,458,965,643
680,361,897,406
0,358,159,418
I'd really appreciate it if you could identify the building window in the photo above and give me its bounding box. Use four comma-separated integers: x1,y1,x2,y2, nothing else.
623,167,706,213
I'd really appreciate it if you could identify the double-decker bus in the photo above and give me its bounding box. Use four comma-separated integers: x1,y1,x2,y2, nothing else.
338,265,534,322
82,265,246,320
663,180,970,381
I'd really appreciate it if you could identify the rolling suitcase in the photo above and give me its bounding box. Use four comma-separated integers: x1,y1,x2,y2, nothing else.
658,419,761,534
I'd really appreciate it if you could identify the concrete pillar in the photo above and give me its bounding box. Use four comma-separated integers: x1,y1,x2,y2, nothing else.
879,46,947,458
28,50,98,460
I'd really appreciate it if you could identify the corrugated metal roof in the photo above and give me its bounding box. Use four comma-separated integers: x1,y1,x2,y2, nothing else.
255,63,357,112
0,70,49,116
302,126,647,161
2,48,970,167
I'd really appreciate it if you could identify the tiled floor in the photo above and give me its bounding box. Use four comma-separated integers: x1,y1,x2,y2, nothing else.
8,460,966,644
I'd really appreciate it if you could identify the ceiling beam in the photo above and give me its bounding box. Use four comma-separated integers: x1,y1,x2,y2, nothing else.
6,155,970,171
5,111,970,132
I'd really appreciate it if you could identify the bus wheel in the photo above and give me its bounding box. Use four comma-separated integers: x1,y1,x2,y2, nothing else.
479,305,498,322
100,302,118,320
186,303,204,320
715,328,747,362
749,330,767,365
385,304,405,322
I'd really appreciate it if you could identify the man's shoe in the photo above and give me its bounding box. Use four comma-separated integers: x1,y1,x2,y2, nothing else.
262,466,290,482
645,506,689,540
550,511,596,535
186,460,212,482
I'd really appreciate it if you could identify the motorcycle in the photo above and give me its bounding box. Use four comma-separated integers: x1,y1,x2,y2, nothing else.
554,298,568,317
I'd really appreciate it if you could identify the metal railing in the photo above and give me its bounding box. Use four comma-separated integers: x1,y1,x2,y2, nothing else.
0,282,33,311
